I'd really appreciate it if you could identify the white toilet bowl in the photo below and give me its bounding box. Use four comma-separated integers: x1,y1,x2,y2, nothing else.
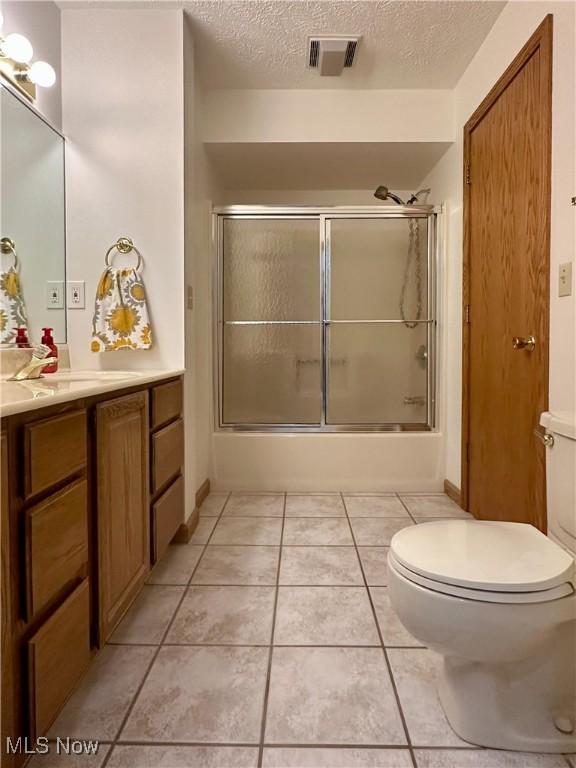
387,520,576,753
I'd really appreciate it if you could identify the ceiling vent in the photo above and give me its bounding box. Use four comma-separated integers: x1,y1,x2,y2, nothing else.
307,36,360,76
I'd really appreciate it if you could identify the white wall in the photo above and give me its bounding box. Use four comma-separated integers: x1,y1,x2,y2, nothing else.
202,89,454,144
420,1,576,488
61,8,185,371
1,0,62,129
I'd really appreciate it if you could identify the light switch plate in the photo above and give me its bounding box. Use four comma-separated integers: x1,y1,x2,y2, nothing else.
67,280,85,309
46,281,64,309
559,262,573,297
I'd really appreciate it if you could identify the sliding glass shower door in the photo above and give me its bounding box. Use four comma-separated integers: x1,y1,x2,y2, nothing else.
216,209,436,431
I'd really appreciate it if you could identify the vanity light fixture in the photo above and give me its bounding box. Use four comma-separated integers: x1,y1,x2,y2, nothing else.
0,21,56,102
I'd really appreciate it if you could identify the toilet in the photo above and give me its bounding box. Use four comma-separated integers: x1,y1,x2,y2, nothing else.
388,411,576,753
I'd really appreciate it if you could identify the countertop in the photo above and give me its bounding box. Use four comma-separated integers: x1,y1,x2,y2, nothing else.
0,369,185,418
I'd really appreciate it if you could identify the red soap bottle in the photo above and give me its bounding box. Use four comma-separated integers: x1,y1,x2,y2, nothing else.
41,327,58,373
15,327,31,348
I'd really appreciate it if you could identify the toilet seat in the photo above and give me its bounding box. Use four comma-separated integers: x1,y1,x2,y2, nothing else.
388,550,574,603
389,520,575,602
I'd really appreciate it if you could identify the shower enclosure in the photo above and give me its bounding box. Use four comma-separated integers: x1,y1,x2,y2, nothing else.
214,206,438,431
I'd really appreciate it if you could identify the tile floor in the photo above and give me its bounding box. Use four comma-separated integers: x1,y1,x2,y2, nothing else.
39,493,573,768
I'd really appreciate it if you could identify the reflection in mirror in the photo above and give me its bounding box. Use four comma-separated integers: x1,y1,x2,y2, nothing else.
1,86,66,345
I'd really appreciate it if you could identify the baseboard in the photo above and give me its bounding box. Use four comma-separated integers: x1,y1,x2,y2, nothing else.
195,478,211,508
172,506,200,544
444,479,462,508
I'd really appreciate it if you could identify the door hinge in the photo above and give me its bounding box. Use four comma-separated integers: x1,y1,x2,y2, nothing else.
465,163,471,185
464,304,471,324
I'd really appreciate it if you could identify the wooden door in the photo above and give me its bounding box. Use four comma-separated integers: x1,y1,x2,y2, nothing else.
462,17,552,532
96,391,149,641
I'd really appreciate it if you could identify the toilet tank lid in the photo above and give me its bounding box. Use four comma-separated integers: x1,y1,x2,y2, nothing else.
540,411,576,439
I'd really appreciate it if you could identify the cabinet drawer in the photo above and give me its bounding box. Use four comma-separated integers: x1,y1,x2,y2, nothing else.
27,580,90,737
152,475,184,563
151,379,182,430
25,479,88,620
24,410,87,499
152,418,184,493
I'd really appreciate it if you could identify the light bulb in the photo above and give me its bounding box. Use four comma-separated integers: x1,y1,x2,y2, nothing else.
29,60,56,87
3,33,33,63
0,11,4,31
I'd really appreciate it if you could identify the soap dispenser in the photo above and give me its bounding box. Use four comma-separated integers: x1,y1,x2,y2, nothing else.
41,328,58,373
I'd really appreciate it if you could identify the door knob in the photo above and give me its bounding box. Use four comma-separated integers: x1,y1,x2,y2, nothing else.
512,335,536,351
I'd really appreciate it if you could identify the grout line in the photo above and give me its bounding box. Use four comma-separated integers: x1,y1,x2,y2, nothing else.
257,492,286,768
340,492,418,768
100,492,232,767
396,493,419,525
106,641,423,649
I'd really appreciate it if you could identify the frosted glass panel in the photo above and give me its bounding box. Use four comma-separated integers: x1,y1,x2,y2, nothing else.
327,324,428,424
223,219,320,321
330,218,428,321
223,324,322,424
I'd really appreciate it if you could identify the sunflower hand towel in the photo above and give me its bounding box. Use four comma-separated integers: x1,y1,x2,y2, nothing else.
91,268,152,352
0,266,28,344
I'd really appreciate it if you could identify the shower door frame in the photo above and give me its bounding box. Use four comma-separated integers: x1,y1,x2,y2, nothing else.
213,205,440,433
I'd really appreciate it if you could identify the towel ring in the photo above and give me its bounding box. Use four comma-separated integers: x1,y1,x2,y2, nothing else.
1,237,18,270
105,237,143,270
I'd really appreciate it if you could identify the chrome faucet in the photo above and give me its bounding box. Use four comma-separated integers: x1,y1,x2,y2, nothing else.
8,344,57,381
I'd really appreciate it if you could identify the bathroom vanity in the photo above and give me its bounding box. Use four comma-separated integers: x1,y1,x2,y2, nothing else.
0,370,187,766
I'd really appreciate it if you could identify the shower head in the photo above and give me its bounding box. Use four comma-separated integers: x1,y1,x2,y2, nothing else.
374,186,406,205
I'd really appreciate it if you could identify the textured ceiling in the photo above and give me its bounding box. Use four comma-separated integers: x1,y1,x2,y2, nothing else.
185,0,506,89
206,141,452,189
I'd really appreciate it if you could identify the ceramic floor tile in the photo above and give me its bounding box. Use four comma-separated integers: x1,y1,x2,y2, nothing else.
121,645,269,743
263,748,413,767
211,517,283,545
275,586,379,645
279,546,364,585
166,585,276,645
192,545,280,585
358,547,389,585
414,750,569,768
109,586,184,644
370,587,423,646
29,749,110,768
399,494,470,518
108,746,259,767
344,495,409,518
283,518,353,546
147,545,204,585
285,494,345,517
350,518,414,546
48,645,155,740
189,518,218,545
388,649,467,746
224,493,285,517
265,647,406,745
199,493,230,517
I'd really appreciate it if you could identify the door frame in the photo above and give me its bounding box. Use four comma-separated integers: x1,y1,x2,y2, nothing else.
461,15,553,510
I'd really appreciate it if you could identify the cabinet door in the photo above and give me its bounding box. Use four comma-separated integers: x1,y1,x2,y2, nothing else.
1,432,15,767
96,391,149,641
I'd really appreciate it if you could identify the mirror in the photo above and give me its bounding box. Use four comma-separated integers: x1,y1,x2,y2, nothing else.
1,85,66,346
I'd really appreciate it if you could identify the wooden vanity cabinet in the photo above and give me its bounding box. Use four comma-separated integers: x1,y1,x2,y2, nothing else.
0,375,186,766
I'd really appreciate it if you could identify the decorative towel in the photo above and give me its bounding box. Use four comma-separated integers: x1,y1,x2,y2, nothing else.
0,266,28,344
91,267,152,352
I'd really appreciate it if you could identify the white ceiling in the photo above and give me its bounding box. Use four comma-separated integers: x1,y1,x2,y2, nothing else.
206,141,451,190
185,0,506,90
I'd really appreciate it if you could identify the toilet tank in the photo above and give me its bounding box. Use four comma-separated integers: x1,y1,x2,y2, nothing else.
540,411,576,555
